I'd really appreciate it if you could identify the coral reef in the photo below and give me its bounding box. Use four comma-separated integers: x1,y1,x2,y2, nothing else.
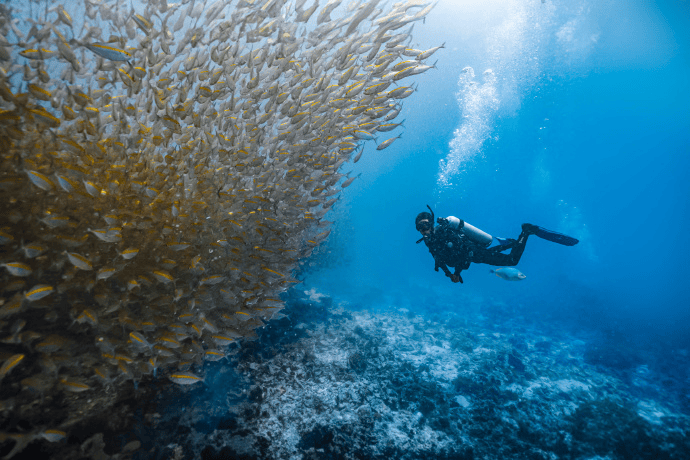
137,290,690,459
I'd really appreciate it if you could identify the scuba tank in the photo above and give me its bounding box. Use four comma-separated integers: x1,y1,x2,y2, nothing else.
417,205,494,248
456,220,493,248
442,216,492,247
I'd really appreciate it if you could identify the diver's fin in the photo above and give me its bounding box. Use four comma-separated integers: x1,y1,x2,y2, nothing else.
533,226,579,246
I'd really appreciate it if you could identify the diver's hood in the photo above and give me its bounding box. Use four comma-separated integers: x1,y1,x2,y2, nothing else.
416,204,435,244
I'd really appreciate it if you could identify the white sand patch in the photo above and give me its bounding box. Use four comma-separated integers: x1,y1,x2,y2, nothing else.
455,395,471,408
506,377,590,399
304,288,327,302
637,399,672,425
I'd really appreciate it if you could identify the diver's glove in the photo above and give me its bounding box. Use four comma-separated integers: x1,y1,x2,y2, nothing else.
450,273,463,283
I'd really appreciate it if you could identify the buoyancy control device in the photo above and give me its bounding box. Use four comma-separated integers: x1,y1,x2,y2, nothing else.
441,216,493,248
415,205,493,248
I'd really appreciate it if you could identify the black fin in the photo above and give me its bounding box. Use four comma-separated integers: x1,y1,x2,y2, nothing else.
534,226,579,246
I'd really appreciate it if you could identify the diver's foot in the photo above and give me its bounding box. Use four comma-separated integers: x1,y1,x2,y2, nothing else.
522,223,539,235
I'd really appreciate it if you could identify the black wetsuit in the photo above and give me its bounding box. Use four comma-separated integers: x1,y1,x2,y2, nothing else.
421,221,530,281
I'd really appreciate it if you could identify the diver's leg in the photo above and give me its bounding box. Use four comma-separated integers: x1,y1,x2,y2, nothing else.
473,229,531,266
505,229,530,265
486,238,517,255
474,251,516,266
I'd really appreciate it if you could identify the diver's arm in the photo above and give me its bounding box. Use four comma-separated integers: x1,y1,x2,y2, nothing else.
450,268,463,284
435,261,463,283
434,260,452,277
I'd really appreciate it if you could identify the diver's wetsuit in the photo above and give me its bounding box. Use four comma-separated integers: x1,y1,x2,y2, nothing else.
422,221,530,280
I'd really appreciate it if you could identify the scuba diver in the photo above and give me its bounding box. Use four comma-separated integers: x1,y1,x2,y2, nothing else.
415,205,579,283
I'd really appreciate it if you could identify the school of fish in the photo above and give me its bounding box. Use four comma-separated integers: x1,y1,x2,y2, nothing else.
0,0,441,448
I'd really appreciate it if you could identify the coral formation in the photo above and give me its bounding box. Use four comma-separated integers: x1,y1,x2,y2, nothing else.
135,290,690,459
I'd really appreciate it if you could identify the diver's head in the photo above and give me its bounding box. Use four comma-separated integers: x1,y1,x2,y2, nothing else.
415,212,433,236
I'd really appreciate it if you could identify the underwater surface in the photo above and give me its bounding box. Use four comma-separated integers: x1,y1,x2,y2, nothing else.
1,0,689,458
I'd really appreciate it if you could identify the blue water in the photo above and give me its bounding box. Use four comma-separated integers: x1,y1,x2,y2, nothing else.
306,0,690,349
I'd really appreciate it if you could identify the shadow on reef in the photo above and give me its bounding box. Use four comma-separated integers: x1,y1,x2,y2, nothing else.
583,325,643,373
569,399,689,460
582,325,690,414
